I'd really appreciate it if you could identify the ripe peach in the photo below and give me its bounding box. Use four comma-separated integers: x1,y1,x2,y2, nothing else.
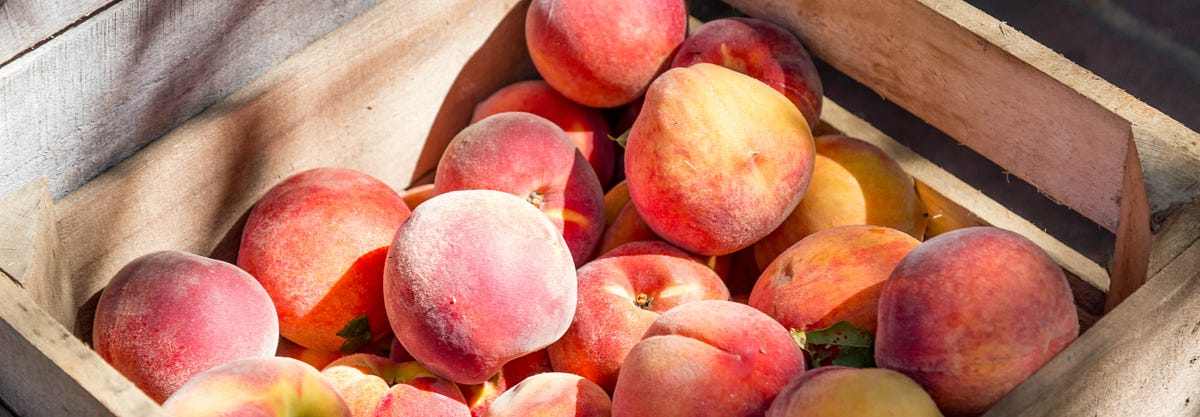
483,373,612,417
754,135,927,270
373,383,472,417
162,357,351,417
593,200,660,258
277,337,343,371
876,227,1078,416
766,367,943,417
672,17,823,130
238,167,410,352
384,190,578,385
602,180,630,228
461,373,507,417
322,354,466,417
549,241,729,391
472,80,616,187
501,349,554,388
750,225,920,334
611,300,805,416
526,0,686,108
435,112,605,267
625,63,815,256
401,184,436,210
92,250,278,403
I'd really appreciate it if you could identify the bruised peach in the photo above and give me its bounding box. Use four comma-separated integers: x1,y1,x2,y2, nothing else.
239,167,410,352
435,112,605,267
384,190,577,385
876,227,1078,416
526,0,686,108
93,250,278,403
750,225,920,334
672,17,823,130
472,80,616,188
625,63,815,256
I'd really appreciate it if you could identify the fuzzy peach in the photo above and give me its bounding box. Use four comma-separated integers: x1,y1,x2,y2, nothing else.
277,337,343,371
672,17,823,130
162,357,351,417
435,112,605,267
525,0,686,108
876,227,1078,416
373,383,472,417
625,63,815,256
549,241,729,391
750,225,920,334
238,167,410,352
472,80,616,187
322,354,465,417
384,190,578,385
611,300,805,416
93,250,278,403
766,367,943,417
483,373,612,417
754,135,927,270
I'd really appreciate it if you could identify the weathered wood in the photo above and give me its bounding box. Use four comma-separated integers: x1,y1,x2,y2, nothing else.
985,233,1200,416
0,178,71,328
0,0,380,203
0,0,109,64
53,0,535,334
0,185,163,417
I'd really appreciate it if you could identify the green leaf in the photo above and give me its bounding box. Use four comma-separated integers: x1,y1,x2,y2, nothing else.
337,314,373,355
794,321,876,369
609,130,630,148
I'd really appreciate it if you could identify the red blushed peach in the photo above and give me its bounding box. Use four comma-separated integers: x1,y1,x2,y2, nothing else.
384,190,578,385
472,80,616,188
401,183,436,210
754,135,928,270
750,225,921,334
373,384,472,417
435,112,605,267
625,63,815,256
483,373,612,417
672,17,823,130
602,180,631,228
92,250,278,403
162,357,351,417
501,349,554,388
323,354,467,417
549,241,729,391
239,167,410,352
611,300,805,416
766,367,943,417
526,0,686,108
876,227,1078,417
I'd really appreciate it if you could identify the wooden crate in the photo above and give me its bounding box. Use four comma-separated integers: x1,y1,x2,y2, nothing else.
1,0,1198,415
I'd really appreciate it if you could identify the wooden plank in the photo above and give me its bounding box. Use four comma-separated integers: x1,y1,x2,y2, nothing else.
0,0,380,203
0,189,163,417
0,0,110,64
985,236,1200,416
51,0,536,334
0,178,72,330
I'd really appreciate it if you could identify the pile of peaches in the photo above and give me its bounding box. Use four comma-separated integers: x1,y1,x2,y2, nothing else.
90,0,1080,416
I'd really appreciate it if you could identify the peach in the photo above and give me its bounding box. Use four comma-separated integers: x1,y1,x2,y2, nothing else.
238,167,410,352
461,373,507,417
277,337,343,371
501,349,555,388
401,183,436,210
766,367,943,417
384,190,578,385
92,250,278,403
435,112,605,267
876,227,1078,416
625,63,815,256
373,384,472,417
672,17,823,130
483,373,612,417
162,357,351,417
593,200,660,258
611,300,805,416
472,80,616,187
322,354,466,417
754,135,927,270
750,225,921,334
602,180,630,228
526,0,686,108
549,241,729,391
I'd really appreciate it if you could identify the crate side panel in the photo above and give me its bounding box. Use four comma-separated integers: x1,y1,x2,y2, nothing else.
0,0,109,63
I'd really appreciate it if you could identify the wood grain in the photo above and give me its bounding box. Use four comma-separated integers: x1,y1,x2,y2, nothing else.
0,0,110,64
0,0,380,203
985,234,1200,416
